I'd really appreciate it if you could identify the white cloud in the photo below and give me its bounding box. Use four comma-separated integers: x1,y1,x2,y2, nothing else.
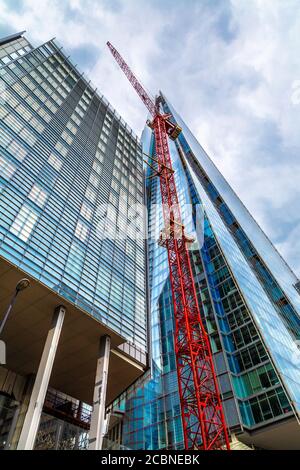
1,0,300,274
277,222,300,275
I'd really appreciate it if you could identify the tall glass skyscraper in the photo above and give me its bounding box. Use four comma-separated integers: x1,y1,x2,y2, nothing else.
106,93,300,450
0,31,146,450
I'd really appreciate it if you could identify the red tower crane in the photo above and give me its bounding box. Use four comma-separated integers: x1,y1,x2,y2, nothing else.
107,41,230,451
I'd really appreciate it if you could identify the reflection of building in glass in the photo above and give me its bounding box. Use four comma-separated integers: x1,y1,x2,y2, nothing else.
0,31,146,450
108,93,300,450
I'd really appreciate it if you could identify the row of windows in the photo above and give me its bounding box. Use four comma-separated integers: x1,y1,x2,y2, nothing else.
4,88,45,133
231,322,259,349
0,229,146,344
48,153,62,170
226,305,250,329
10,81,52,123
0,37,31,64
0,126,28,161
230,342,269,373
1,169,144,266
239,387,291,426
233,363,280,399
1,109,142,222
2,187,142,264
0,108,37,147
10,203,38,242
21,74,59,113
2,187,145,264
221,291,245,314
1,48,72,116
0,155,16,179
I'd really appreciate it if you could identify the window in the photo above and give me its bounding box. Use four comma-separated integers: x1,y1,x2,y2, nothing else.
0,156,16,179
85,186,97,204
48,153,62,171
113,168,120,179
10,204,38,241
80,202,93,221
89,173,100,188
61,130,73,145
55,141,68,157
93,160,102,175
95,150,104,163
102,126,110,136
28,184,48,207
294,280,300,294
66,121,77,135
75,220,88,242
71,114,81,126
65,242,84,281
109,192,118,206
7,140,27,161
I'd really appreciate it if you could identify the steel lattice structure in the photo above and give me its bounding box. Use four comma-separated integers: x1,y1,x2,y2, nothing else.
107,41,230,450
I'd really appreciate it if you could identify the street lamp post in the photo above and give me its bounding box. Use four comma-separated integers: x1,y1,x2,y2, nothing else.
0,278,31,336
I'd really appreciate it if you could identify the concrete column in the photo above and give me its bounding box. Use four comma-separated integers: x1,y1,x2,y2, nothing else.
4,405,20,449
9,375,35,450
17,305,66,450
54,420,64,450
88,335,111,450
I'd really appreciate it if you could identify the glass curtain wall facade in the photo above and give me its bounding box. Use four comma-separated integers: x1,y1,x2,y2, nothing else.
0,32,147,362
107,93,300,449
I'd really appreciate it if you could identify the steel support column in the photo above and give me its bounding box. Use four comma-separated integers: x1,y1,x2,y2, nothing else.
17,305,66,450
88,335,111,450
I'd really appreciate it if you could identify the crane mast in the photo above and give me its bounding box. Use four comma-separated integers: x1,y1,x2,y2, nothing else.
107,41,230,450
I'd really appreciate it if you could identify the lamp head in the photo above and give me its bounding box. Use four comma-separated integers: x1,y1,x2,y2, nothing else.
16,278,30,292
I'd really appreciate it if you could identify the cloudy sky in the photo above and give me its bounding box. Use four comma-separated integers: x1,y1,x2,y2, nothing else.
1,0,300,275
